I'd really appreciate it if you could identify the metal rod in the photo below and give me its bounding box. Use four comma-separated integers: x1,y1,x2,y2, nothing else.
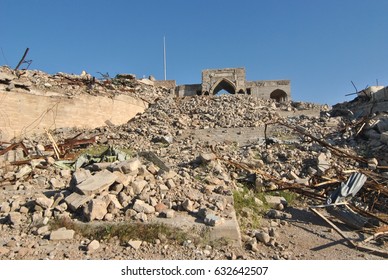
14,47,29,71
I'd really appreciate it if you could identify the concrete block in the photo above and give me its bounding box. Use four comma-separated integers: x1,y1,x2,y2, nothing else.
74,169,117,195
50,229,75,240
71,169,91,185
133,199,155,214
116,158,141,174
35,195,54,209
64,192,92,212
84,198,107,221
132,179,148,194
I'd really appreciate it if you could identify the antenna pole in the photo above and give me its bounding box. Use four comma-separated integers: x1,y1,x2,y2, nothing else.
163,36,167,80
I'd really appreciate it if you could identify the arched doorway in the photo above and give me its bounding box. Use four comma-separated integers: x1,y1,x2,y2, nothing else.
270,89,288,102
211,78,236,95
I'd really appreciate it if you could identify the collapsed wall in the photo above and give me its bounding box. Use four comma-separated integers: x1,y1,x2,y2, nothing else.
0,66,168,141
0,90,147,141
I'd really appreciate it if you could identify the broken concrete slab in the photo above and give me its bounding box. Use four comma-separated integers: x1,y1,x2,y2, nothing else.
74,169,117,195
35,195,54,209
114,158,141,174
84,198,108,221
132,179,148,195
71,169,92,188
133,199,155,214
64,192,92,212
50,229,75,240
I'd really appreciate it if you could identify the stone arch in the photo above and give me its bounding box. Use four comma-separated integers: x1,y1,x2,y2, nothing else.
270,89,288,102
211,78,236,95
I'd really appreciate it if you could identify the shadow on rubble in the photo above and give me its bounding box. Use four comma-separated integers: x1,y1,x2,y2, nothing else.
285,207,363,234
285,207,327,227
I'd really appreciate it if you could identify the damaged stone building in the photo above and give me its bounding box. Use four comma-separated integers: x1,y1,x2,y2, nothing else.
175,67,291,102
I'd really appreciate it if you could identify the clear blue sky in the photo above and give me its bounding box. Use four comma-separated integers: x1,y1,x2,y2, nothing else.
1,0,387,105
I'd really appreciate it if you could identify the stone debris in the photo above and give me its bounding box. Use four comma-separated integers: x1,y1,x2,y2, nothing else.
87,240,100,251
1,66,388,260
74,169,117,195
84,198,108,221
50,229,75,240
128,240,142,250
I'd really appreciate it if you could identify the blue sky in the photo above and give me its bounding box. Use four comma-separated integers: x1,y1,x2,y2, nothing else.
1,0,387,105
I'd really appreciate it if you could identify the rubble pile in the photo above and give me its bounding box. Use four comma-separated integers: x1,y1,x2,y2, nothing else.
0,66,168,103
1,68,388,259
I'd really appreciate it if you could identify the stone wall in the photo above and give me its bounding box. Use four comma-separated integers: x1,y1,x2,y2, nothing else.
176,68,291,101
246,80,291,101
202,68,246,94
175,84,201,97
154,80,176,90
0,90,148,141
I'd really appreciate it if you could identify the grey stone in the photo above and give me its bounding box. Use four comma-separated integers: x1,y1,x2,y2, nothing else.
266,209,292,220
135,212,148,222
87,240,100,251
64,192,92,212
132,179,148,194
133,199,155,214
60,169,71,178
37,225,50,235
0,247,10,255
128,240,142,250
71,169,92,185
166,178,175,189
15,165,32,179
204,214,224,226
159,170,177,180
118,192,131,208
117,158,141,174
50,229,75,240
35,195,54,209
0,202,11,213
317,153,330,173
113,171,132,186
74,169,117,195
199,153,217,163
104,213,114,221
84,199,107,221
254,197,264,207
255,231,271,244
182,199,195,212
50,177,65,189
8,212,22,225
264,195,287,208
161,209,175,219
159,184,169,197
106,194,123,210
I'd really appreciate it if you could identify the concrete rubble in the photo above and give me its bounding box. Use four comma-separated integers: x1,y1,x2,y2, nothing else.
0,67,388,260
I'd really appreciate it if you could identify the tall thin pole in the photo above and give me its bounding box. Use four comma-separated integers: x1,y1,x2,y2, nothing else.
163,36,167,81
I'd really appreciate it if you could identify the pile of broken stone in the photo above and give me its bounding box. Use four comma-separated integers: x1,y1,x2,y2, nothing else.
0,65,168,104
1,68,388,259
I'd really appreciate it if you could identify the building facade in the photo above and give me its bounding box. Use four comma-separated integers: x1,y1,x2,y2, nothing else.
175,67,291,102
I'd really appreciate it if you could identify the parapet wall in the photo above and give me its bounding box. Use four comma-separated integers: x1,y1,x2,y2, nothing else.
0,90,148,141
